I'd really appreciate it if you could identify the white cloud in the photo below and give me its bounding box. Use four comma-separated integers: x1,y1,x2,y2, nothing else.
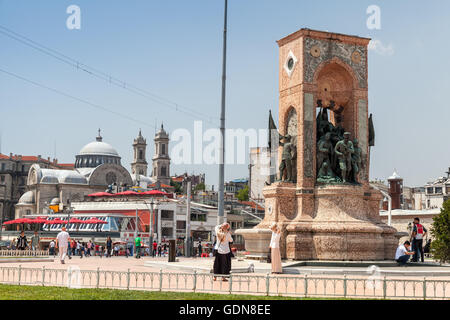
368,39,394,56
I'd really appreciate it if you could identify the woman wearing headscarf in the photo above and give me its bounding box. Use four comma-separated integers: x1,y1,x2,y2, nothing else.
213,223,233,281
269,222,282,274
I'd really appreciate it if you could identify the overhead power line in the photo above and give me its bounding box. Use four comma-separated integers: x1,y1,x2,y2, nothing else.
0,67,157,129
0,25,218,125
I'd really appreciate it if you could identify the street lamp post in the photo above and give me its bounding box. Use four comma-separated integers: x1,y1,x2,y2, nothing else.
66,199,72,231
143,198,157,257
218,0,228,226
149,198,155,254
0,184,6,240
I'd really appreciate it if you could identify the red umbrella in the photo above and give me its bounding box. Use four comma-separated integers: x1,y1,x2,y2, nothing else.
114,190,139,196
69,218,85,224
87,192,113,197
142,190,170,196
45,218,65,225
28,218,47,224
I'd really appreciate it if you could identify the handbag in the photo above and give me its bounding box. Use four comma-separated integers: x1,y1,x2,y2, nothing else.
228,242,234,258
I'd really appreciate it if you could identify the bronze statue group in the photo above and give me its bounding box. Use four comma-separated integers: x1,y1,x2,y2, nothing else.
315,100,364,184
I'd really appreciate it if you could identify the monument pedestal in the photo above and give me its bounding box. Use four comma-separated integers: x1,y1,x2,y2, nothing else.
238,183,398,261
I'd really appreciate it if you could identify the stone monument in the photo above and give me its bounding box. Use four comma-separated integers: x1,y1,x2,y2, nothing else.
237,29,398,261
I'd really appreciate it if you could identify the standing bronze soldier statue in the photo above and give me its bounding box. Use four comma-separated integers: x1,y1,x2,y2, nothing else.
317,132,334,176
279,134,295,182
352,138,363,183
334,132,354,183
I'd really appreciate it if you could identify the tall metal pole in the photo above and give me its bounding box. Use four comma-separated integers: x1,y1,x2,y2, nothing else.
218,0,228,225
150,199,154,255
135,208,138,239
185,177,192,257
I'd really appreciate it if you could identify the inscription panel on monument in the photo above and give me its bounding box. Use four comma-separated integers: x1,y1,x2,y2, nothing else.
358,99,368,182
304,93,314,178
303,37,367,88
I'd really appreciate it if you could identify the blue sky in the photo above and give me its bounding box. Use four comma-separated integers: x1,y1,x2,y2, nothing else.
1,0,450,188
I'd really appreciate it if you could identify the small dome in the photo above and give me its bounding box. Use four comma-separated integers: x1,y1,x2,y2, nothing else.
388,170,402,180
50,197,60,205
79,141,119,157
18,191,35,204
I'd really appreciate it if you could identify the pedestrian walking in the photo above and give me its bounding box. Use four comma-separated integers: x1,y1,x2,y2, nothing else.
213,223,233,281
269,222,282,274
152,241,157,257
17,231,28,250
157,244,162,257
55,227,70,264
411,217,428,263
87,240,92,257
49,239,56,257
77,241,83,259
197,239,202,257
67,240,72,259
71,239,77,256
106,236,113,257
31,231,40,255
95,244,100,256
135,236,142,259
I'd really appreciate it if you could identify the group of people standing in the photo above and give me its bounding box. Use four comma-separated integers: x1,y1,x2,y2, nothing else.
395,217,429,265
212,221,283,280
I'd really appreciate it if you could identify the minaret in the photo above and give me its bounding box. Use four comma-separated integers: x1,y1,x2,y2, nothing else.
131,129,148,176
152,123,171,186
388,169,403,210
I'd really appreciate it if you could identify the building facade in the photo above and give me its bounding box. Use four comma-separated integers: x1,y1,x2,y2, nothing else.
0,153,73,222
249,147,270,201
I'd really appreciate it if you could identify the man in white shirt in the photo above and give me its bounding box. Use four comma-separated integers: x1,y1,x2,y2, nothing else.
395,241,414,266
56,227,71,264
49,240,56,257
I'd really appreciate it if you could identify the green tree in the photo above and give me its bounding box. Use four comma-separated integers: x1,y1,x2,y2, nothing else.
430,199,450,263
237,185,249,202
194,182,205,192
170,180,183,194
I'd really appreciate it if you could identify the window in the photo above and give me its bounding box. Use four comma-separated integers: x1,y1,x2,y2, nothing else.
26,210,31,215
161,166,167,177
161,210,173,220
0,175,4,183
21,165,25,172
162,227,173,237
139,150,143,160
162,144,166,155
191,213,206,222
435,187,443,194
426,187,434,194
177,221,186,230
1,163,5,171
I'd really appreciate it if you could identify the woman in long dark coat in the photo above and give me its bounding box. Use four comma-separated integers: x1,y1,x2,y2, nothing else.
213,223,233,281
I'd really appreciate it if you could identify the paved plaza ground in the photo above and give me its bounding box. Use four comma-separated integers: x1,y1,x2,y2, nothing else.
1,255,449,278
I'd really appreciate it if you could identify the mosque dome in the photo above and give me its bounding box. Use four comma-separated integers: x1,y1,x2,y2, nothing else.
79,141,119,157
75,129,121,168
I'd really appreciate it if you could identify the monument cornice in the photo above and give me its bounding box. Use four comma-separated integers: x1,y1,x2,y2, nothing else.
277,28,371,48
